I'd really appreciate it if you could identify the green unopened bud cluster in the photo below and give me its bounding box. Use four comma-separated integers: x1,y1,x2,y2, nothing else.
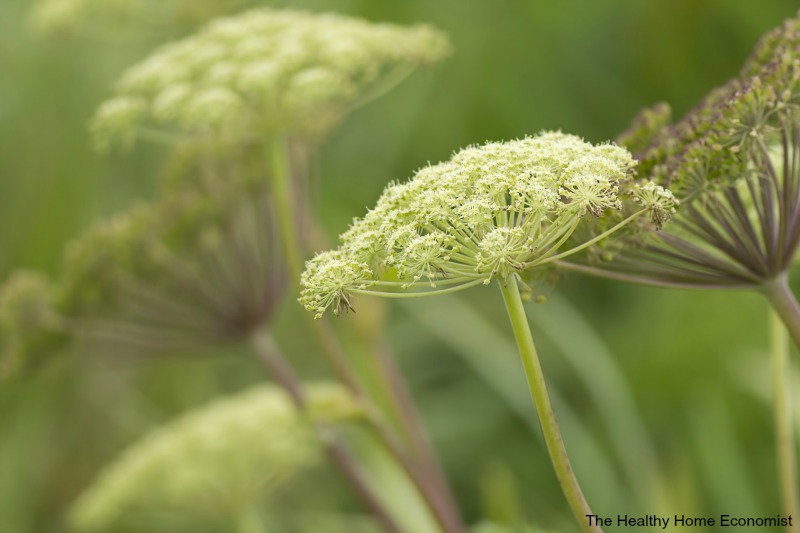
70,383,362,532
0,147,287,378
593,10,800,286
92,8,451,148
619,10,800,204
300,132,675,318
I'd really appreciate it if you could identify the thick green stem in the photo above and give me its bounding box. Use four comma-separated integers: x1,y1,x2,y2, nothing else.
498,276,601,533
761,274,800,530
768,308,800,532
763,274,800,353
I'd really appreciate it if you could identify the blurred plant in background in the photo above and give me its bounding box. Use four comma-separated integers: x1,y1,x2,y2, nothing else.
5,5,472,533
1,1,800,533
70,383,361,532
558,13,800,528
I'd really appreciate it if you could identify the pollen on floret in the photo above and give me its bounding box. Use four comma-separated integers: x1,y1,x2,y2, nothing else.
631,181,678,228
300,251,374,319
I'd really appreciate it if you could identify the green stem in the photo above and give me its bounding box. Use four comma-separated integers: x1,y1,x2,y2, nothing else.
760,274,800,531
299,183,460,498
498,275,601,533
768,307,800,533
250,329,406,533
554,260,746,291
346,63,417,113
268,137,464,533
270,137,303,277
269,137,361,393
763,274,800,353
353,279,484,299
532,208,647,267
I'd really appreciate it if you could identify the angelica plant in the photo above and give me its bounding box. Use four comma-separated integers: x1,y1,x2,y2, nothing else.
69,383,363,533
90,6,451,281
87,9,465,533
47,163,412,532
300,132,675,533
91,8,450,149
59,161,284,356
556,12,800,529
565,13,800,324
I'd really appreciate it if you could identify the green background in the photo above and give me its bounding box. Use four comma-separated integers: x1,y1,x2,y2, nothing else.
1,0,798,531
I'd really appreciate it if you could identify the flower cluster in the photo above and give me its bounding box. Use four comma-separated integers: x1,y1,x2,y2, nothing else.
588,10,800,287
58,154,285,357
619,11,800,199
0,146,285,382
301,132,674,318
91,8,451,148
69,383,362,532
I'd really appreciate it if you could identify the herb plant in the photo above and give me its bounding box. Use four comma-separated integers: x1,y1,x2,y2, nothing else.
559,14,800,528
300,132,674,532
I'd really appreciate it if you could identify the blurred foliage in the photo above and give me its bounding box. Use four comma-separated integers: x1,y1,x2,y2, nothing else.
1,0,799,532
69,383,361,532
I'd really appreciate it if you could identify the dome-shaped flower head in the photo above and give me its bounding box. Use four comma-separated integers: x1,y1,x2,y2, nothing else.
91,8,451,149
567,11,800,289
69,383,363,532
300,132,674,318
33,0,258,39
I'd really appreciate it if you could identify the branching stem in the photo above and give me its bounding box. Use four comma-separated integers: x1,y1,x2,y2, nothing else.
250,329,405,533
268,137,465,533
762,274,800,354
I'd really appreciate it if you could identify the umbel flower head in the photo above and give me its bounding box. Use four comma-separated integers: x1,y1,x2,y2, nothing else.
91,8,451,149
69,383,363,533
0,160,284,381
58,157,285,358
566,11,800,289
33,0,256,38
300,132,675,318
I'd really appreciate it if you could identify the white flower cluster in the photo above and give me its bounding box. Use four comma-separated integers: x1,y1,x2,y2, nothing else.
70,383,362,532
301,132,673,318
91,8,451,148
